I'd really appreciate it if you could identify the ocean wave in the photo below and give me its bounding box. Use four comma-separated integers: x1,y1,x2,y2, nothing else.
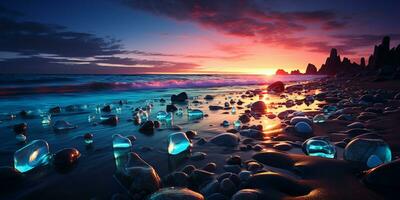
0,75,323,96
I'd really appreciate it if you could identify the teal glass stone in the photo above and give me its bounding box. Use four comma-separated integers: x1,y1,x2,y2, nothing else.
168,132,191,155
156,111,168,121
313,114,327,123
303,138,336,158
344,138,391,168
323,105,337,114
14,139,50,173
112,134,132,149
187,109,203,119
234,120,241,129
112,134,132,158
231,107,236,114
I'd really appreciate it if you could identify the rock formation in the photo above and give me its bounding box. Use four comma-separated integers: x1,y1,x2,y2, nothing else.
305,64,317,75
275,69,289,75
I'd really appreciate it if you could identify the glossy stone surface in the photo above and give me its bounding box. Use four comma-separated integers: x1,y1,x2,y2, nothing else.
112,134,132,158
156,111,168,121
168,132,191,155
313,114,327,123
303,137,336,158
14,139,50,173
344,138,392,168
188,109,204,119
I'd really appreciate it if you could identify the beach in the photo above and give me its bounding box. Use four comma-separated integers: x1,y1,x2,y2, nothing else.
0,74,399,200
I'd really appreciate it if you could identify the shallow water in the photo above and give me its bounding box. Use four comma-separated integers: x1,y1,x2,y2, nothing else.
0,74,324,199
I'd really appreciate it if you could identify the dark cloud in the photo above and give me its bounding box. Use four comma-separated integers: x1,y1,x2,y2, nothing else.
0,5,23,17
305,34,400,55
128,50,247,60
124,0,347,40
0,5,202,74
0,56,200,74
0,17,124,58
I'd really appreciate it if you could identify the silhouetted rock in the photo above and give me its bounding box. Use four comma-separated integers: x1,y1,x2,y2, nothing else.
318,48,363,75
171,92,188,102
275,69,289,75
360,57,366,68
290,69,302,75
305,63,317,75
267,81,285,93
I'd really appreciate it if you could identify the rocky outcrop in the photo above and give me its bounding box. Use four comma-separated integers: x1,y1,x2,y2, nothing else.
275,69,289,75
317,48,363,75
367,36,400,76
290,69,302,75
305,63,317,74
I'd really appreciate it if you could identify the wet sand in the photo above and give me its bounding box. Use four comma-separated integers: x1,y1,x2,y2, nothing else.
1,77,399,200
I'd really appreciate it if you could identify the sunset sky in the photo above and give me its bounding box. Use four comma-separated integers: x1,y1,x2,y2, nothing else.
1,0,400,74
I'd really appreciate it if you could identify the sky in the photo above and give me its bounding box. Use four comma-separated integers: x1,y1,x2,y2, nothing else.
0,0,400,74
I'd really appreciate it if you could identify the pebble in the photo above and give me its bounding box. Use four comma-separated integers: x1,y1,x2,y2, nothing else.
209,133,239,147
191,152,207,161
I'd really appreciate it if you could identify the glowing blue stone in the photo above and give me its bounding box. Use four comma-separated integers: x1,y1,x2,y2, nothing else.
313,114,327,123
112,134,132,158
231,107,237,114
303,138,336,158
234,120,241,129
168,132,191,155
165,112,173,122
323,105,337,114
156,111,168,121
344,138,391,168
112,134,132,149
187,109,204,119
14,139,50,173
138,110,149,122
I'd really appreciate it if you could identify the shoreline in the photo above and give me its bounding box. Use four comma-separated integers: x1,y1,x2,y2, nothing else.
1,76,399,200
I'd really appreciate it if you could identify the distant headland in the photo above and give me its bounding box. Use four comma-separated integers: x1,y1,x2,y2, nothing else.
276,36,400,79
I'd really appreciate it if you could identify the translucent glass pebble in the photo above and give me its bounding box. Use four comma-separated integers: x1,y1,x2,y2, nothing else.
139,110,149,122
313,114,327,123
231,107,237,114
112,134,132,149
156,111,168,121
112,134,132,158
344,138,391,168
41,114,51,125
222,120,230,127
14,139,50,173
323,105,337,115
168,132,191,155
234,120,241,129
303,138,336,158
15,134,26,142
187,109,204,119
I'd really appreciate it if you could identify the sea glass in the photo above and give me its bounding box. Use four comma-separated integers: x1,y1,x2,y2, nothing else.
139,110,149,122
14,140,50,173
313,114,327,123
112,134,132,158
156,111,168,121
231,107,236,114
41,114,51,125
187,109,204,119
168,132,191,155
234,120,241,129
323,105,337,115
304,138,336,158
344,138,391,168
